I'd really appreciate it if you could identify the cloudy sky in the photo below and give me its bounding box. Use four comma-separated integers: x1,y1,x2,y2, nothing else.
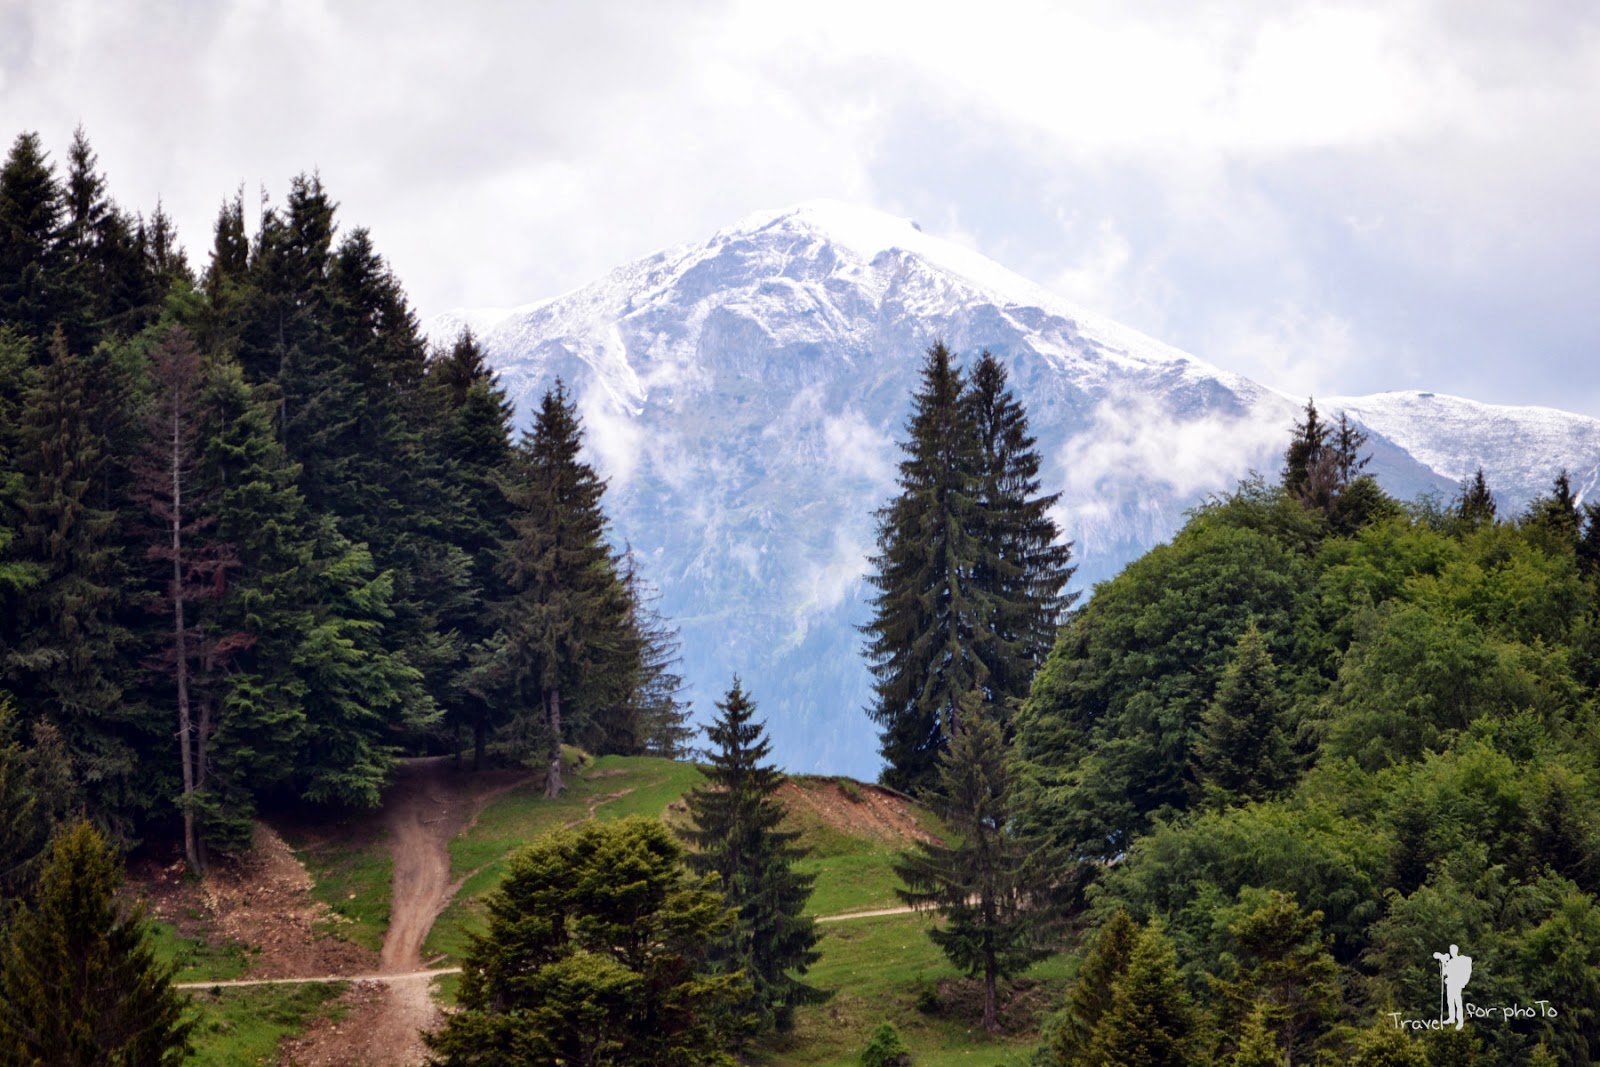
5,0,1597,413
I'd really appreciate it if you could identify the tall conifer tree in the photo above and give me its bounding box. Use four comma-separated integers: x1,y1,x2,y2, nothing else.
895,703,1048,1031
679,680,826,1033
475,381,636,794
0,132,65,343
965,351,1075,711
5,330,137,823
863,341,985,793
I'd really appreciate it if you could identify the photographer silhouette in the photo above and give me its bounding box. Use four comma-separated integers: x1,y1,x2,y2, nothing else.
1432,944,1472,1029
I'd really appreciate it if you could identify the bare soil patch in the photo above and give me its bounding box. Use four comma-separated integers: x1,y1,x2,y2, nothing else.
778,778,940,846
135,823,375,981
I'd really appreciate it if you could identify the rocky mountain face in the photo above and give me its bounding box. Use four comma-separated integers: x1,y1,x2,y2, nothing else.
431,201,1600,779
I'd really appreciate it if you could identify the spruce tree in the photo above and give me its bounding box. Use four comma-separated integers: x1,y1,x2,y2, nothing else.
1210,890,1339,1062
896,702,1048,1031
619,550,694,759
0,821,194,1065
0,132,65,343
428,330,516,767
1456,467,1496,528
1281,398,1328,502
1191,622,1294,805
680,680,826,1033
5,329,137,823
863,341,986,793
1038,908,1139,1066
964,351,1075,713
1524,468,1581,549
474,381,636,794
1082,921,1198,1067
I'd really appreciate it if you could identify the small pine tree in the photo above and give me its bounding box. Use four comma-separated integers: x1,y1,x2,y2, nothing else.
1192,623,1294,805
1230,1002,1285,1067
1456,467,1496,527
1210,890,1340,1061
896,703,1048,1032
1082,921,1199,1067
1282,398,1328,502
0,821,194,1065
1348,1019,1429,1067
680,680,827,1033
1038,908,1139,1066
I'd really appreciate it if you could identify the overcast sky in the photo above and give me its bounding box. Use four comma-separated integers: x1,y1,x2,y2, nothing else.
5,0,1598,414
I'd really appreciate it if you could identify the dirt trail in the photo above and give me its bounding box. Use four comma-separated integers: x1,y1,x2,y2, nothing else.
278,756,527,1066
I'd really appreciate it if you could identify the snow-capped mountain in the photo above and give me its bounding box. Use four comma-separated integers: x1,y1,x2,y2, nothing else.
430,200,1600,779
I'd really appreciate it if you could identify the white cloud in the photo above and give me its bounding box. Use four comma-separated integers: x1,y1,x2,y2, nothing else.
1056,387,1287,505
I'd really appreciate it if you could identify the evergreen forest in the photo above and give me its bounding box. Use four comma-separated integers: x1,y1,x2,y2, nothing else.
3,126,1599,1066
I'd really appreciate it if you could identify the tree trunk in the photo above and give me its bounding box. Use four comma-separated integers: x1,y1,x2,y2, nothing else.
474,717,486,772
545,685,564,798
983,957,999,1033
171,406,199,873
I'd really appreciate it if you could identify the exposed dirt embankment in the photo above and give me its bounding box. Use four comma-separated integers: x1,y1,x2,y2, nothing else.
777,777,941,845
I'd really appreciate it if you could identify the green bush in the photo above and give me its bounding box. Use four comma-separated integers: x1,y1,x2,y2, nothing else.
861,1021,912,1067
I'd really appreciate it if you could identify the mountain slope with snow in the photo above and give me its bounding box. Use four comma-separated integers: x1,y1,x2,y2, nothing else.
432,201,1600,778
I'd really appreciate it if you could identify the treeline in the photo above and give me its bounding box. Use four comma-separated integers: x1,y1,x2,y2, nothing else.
868,385,1600,1062
0,127,689,876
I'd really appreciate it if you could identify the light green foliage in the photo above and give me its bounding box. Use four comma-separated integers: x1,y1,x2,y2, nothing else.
1349,1020,1430,1067
1037,909,1139,1067
861,1021,913,1067
1230,1002,1285,1067
1081,921,1199,1067
425,816,749,1066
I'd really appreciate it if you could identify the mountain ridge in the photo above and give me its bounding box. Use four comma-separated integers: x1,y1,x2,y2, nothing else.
429,201,1600,777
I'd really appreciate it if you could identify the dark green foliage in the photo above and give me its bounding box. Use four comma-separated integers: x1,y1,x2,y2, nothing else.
864,342,984,793
1457,467,1496,528
4,329,139,825
1037,909,1139,1067
622,556,694,759
471,382,637,793
963,351,1076,707
1522,469,1581,553
0,821,194,1065
1192,622,1294,805
0,697,75,904
860,1021,913,1067
680,680,826,1033
0,132,66,343
896,707,1048,1031
1014,510,1307,861
1282,398,1328,502
864,343,1072,794
424,817,748,1067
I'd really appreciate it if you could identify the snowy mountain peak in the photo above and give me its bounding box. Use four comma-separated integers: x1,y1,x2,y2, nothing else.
432,203,1600,779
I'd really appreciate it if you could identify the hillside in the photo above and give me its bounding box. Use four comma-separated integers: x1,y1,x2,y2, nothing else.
133,754,1065,1067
